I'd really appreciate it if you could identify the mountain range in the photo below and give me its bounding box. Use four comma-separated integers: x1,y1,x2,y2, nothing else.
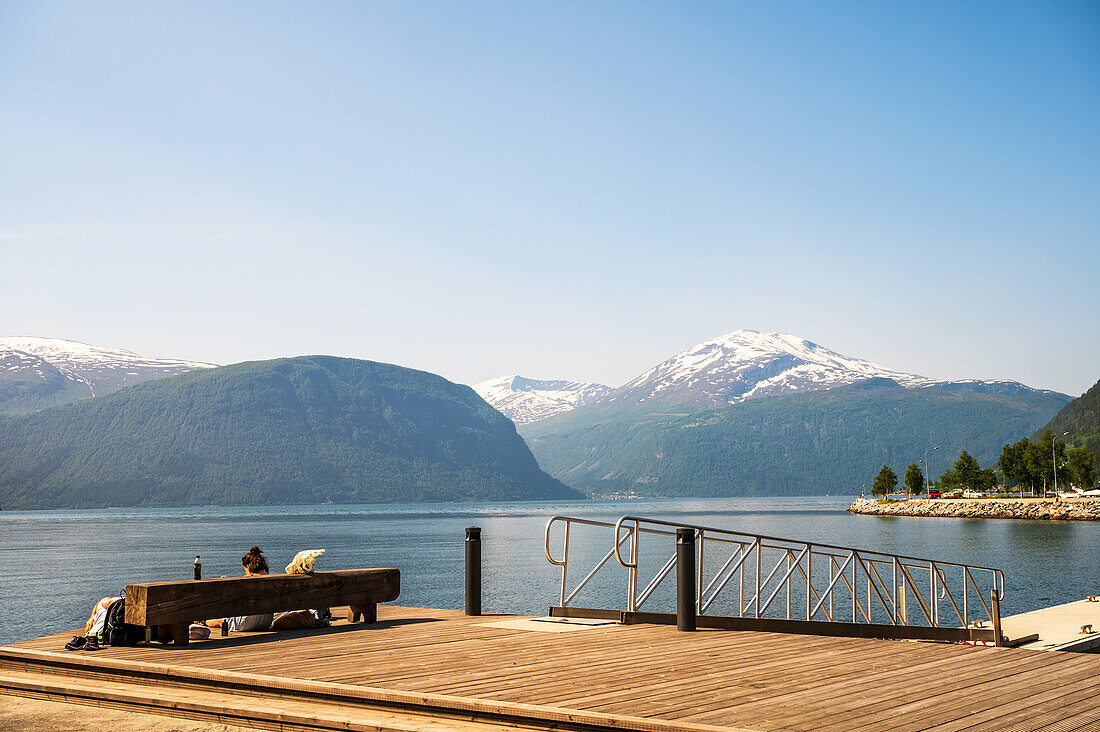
0,330,1082,505
0,337,214,414
473,376,611,424
477,330,1059,423
479,330,1071,496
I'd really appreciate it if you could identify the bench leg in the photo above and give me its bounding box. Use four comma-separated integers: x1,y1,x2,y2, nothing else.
347,603,377,623
158,622,189,646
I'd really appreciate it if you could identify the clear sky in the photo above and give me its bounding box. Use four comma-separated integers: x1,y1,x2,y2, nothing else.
2,2,1097,396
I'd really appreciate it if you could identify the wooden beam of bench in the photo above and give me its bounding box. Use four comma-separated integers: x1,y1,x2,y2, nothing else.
124,568,399,626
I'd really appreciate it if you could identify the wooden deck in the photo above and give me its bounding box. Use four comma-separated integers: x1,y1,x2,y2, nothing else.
2,605,1099,732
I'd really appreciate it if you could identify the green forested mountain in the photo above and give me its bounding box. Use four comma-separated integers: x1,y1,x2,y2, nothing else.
1036,377,1100,469
0,356,579,509
522,379,1069,496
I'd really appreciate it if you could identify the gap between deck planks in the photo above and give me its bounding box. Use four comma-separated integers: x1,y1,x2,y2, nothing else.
8,604,1099,732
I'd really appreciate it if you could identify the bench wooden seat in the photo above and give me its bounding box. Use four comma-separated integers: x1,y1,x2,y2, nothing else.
124,568,400,645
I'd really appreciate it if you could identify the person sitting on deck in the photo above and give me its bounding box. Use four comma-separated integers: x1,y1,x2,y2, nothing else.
204,546,275,632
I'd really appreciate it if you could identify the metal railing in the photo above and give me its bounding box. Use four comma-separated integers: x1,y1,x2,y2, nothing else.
545,515,1005,630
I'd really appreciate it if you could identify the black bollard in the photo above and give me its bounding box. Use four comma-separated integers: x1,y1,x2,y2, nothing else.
193,555,202,580
676,528,696,631
465,527,481,616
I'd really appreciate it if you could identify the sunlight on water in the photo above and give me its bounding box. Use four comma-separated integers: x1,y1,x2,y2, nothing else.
1,496,1096,645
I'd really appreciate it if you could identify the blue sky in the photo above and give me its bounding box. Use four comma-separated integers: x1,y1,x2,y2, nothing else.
1,2,1097,395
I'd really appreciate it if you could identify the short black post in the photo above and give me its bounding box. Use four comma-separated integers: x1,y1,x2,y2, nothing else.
465,527,482,616
676,528,696,631
193,555,202,580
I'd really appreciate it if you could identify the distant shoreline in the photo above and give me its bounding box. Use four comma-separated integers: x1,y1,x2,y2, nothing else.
849,496,1100,521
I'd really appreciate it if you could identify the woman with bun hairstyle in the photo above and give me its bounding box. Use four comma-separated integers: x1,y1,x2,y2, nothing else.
241,545,270,575
204,547,274,632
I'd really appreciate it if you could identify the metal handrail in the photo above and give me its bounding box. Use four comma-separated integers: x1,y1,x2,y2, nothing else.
546,514,1006,630
545,516,625,608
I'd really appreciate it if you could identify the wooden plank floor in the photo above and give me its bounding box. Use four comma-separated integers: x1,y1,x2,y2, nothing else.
8,605,1100,732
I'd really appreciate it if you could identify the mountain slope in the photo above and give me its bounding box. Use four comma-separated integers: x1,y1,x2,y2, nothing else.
1037,377,1100,468
524,379,1070,496
0,356,579,509
0,336,215,414
473,375,611,424
0,350,93,413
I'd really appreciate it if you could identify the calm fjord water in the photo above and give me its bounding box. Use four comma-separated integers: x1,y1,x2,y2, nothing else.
2,496,1097,646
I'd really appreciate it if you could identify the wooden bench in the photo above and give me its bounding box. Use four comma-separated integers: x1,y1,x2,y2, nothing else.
124,568,400,645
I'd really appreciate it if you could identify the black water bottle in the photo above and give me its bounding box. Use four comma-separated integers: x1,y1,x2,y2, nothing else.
194,555,202,580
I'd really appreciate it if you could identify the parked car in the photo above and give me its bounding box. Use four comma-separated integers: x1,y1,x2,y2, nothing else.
928,487,941,499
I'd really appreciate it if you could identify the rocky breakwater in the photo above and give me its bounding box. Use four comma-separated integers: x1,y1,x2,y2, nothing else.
848,497,1100,521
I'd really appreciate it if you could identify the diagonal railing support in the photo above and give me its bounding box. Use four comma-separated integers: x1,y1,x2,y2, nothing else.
545,515,1005,639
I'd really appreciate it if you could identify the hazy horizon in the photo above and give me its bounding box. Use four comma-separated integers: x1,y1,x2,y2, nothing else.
2,2,1097,396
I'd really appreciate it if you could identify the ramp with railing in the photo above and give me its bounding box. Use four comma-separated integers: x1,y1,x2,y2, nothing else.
545,515,1007,645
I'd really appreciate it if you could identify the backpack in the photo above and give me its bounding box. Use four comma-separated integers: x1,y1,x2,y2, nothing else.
100,598,145,646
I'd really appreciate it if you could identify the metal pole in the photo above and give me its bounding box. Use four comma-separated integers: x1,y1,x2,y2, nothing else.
851,554,857,623
924,445,940,494
465,527,482,616
786,551,792,620
628,522,639,612
697,530,704,613
1053,432,1067,502
806,545,813,621
867,561,872,623
892,559,897,623
676,528,696,631
924,449,930,494
755,540,761,618
739,545,744,616
1053,436,1058,501
991,589,1003,647
929,564,935,626
931,563,938,627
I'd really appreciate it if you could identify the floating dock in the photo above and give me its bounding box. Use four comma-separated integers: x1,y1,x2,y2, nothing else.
2,604,1099,732
1001,598,1100,652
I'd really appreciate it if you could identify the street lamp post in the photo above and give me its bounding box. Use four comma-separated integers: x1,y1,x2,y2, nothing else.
924,445,941,495
1053,431,1070,502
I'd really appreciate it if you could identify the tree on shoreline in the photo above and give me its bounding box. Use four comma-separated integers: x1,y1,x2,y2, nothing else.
1031,429,1067,494
998,430,1072,495
1067,447,1096,490
904,463,924,496
999,438,1036,494
872,465,898,497
939,450,997,493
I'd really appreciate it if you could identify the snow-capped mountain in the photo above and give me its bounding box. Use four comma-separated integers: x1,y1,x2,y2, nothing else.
0,337,216,412
604,329,1054,410
603,330,935,410
473,375,611,424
